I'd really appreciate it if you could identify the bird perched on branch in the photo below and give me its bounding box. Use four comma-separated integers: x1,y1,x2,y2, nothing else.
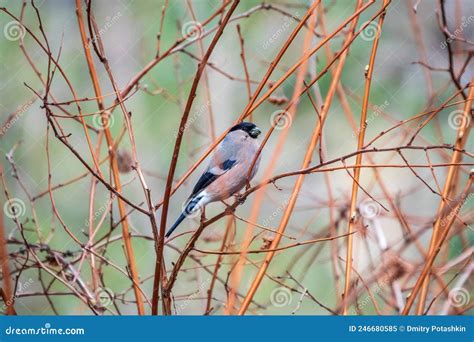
166,122,262,238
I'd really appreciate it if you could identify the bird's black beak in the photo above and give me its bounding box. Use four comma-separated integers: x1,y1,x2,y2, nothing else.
249,127,261,138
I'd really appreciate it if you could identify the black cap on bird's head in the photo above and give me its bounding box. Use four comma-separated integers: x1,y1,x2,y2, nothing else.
229,122,261,138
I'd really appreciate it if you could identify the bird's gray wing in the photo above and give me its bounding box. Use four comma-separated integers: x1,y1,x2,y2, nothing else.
190,143,238,198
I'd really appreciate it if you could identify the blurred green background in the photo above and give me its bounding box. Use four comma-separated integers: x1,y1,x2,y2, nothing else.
0,0,472,315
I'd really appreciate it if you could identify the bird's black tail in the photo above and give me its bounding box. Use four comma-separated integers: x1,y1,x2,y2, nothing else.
165,212,186,238
165,196,201,238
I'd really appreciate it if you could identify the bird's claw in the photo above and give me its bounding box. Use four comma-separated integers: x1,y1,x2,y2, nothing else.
234,193,246,205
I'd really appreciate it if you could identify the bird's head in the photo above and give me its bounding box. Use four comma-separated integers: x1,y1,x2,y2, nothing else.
229,122,261,139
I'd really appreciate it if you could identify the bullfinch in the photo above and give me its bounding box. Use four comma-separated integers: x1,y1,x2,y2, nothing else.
166,122,262,238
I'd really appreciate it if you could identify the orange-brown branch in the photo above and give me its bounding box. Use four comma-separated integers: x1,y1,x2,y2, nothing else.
341,0,389,315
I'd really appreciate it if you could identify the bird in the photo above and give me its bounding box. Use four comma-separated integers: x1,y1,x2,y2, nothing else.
166,122,262,238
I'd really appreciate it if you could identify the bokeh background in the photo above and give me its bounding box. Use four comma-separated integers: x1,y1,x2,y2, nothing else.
0,0,473,315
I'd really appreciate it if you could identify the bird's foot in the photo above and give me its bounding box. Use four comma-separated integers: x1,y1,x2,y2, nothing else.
234,193,246,205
